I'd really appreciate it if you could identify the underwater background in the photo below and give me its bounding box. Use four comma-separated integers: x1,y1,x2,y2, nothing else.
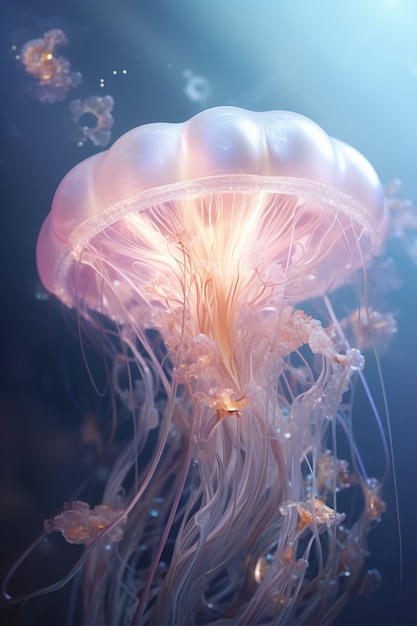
0,0,416,624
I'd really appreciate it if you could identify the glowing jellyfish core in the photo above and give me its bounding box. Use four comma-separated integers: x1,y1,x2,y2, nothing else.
35,107,388,625
20,29,82,103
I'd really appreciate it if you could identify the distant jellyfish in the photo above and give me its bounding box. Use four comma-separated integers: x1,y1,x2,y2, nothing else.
385,178,417,265
44,501,127,545
183,69,211,104
20,29,82,103
359,569,383,597
68,95,114,147
341,306,398,353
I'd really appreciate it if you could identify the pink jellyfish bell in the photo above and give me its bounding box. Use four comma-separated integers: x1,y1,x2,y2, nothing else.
36,107,388,625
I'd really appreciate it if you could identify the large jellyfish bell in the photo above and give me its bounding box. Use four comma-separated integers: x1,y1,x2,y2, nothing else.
36,107,388,625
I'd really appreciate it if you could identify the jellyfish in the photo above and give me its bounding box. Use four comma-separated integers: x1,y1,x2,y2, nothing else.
340,306,397,353
11,107,390,624
183,69,211,104
44,501,128,545
68,95,115,147
20,29,82,103
385,178,417,265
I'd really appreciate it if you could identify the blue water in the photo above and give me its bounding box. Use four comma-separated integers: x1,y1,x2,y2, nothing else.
1,1,416,624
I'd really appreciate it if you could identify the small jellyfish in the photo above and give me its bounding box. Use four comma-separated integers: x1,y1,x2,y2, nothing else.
183,69,211,104
313,451,356,495
20,29,82,103
341,306,397,353
359,568,382,596
68,95,114,147
44,500,127,545
280,497,346,533
385,178,417,265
